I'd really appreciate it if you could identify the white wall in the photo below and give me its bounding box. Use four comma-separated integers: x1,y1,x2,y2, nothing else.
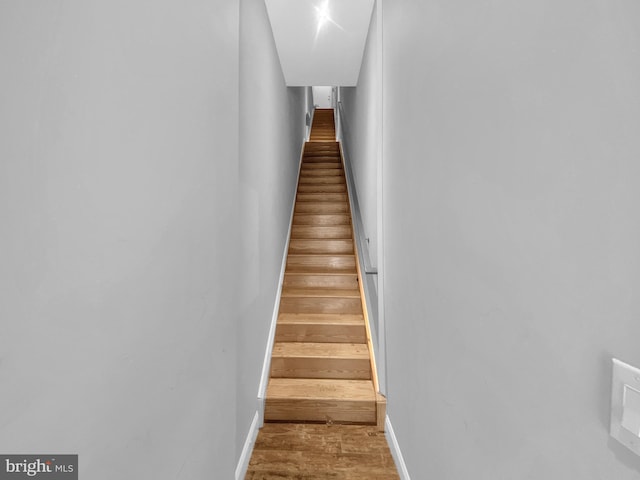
306,86,315,139
0,1,239,477
312,86,334,109
237,0,308,464
368,0,640,477
339,7,380,270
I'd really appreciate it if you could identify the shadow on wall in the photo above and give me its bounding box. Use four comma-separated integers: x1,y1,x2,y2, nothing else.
607,438,640,475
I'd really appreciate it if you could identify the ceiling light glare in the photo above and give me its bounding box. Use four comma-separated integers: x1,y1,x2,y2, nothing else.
315,0,331,30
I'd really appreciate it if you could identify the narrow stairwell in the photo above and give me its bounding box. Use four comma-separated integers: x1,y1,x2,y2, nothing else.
265,109,386,428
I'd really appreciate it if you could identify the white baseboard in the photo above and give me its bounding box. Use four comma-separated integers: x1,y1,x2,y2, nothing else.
235,411,260,480
385,415,411,480
256,140,307,424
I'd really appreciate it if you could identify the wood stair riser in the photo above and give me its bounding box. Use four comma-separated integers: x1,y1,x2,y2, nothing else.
293,214,351,226
286,255,356,272
302,159,342,166
303,150,339,155
290,226,352,240
264,399,375,424
295,203,350,214
284,273,358,290
288,239,354,255
296,193,348,202
305,140,338,147
301,163,343,170
297,184,347,194
275,323,366,344
271,358,371,380
271,342,370,380
300,169,344,176
265,378,376,425
279,296,362,314
282,287,359,298
276,313,367,344
299,176,345,185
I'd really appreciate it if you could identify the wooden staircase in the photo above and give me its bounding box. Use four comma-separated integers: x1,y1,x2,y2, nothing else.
309,108,338,142
265,109,386,428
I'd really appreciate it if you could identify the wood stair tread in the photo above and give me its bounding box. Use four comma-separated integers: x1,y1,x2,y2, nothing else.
288,254,355,259
299,177,345,185
283,273,358,289
267,378,375,401
279,296,362,314
275,313,366,344
296,193,348,202
281,287,360,298
278,312,364,323
300,169,344,176
302,158,341,163
295,203,350,214
293,214,351,225
290,225,353,240
288,239,354,254
272,342,369,359
270,343,371,379
297,185,347,193
286,254,356,273
301,163,343,169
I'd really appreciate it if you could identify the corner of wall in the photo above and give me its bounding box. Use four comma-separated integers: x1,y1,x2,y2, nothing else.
385,415,411,480
235,411,260,480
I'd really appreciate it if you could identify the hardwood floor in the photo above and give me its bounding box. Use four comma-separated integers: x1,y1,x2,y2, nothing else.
245,423,400,479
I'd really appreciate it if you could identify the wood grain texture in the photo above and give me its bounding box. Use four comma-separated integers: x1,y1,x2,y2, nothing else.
275,313,366,344
376,393,387,433
299,176,345,185
281,287,360,298
283,273,358,289
245,423,400,479
300,168,344,176
290,226,352,241
271,342,371,379
302,157,341,164
296,193,348,202
301,162,343,170
288,239,354,255
297,184,347,194
277,313,365,324
279,296,362,315
295,202,350,214
286,255,356,272
293,214,351,226
265,378,376,424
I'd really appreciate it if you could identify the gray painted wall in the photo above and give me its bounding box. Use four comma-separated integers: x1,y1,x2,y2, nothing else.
237,0,307,462
347,0,640,477
0,1,239,477
340,7,380,270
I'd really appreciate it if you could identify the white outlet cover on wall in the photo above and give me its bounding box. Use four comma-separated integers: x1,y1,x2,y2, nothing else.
611,358,640,455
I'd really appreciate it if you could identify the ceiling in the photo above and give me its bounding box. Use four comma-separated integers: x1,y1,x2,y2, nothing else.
264,0,375,86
